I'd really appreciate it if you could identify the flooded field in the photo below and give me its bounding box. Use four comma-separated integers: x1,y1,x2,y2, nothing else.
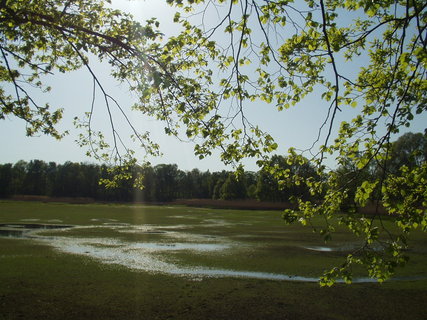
0,222,340,282
0,223,73,238
1,203,425,283
1,201,427,320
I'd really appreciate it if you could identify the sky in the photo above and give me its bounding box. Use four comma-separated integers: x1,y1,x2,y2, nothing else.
0,0,425,172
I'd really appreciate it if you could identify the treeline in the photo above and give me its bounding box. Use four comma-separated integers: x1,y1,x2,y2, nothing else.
0,157,317,203
0,132,425,205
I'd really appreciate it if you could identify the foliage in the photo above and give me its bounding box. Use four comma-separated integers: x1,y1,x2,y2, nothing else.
388,132,427,173
0,0,161,162
220,172,247,200
159,0,427,286
1,0,426,284
0,158,325,203
0,159,256,202
256,155,319,202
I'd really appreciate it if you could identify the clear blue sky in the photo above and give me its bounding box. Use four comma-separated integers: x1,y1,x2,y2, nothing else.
0,0,425,171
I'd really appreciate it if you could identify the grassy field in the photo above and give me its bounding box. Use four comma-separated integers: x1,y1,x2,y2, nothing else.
1,200,426,319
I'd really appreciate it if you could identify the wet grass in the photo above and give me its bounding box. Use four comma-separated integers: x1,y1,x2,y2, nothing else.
1,200,427,319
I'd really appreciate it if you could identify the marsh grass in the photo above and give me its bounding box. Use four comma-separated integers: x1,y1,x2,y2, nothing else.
1,200,427,319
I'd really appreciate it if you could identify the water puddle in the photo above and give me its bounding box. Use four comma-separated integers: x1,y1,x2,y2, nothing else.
0,223,73,238
164,232,223,243
139,230,168,234
169,215,198,220
128,242,230,252
102,222,131,227
118,225,191,235
0,223,73,230
2,223,424,284
303,246,334,252
0,229,28,238
43,235,391,283
302,243,364,252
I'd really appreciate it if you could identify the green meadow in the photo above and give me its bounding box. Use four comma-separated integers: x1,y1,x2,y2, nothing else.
1,200,426,320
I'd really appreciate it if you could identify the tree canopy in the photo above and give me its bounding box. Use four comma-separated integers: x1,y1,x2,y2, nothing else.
1,0,426,285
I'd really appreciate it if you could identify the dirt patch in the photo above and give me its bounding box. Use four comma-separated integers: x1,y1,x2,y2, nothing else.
172,199,293,210
3,196,293,210
9,195,95,204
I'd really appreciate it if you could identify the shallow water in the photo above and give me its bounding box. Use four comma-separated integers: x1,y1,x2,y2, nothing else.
0,223,74,237
0,229,28,238
1,223,422,283
44,234,387,283
128,242,230,252
0,223,73,229
42,234,319,281
303,246,334,252
302,243,364,252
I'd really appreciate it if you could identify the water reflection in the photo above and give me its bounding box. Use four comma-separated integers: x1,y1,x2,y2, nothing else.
0,223,73,239
303,246,334,252
0,229,28,238
0,223,73,229
128,242,230,252
45,235,384,283
1,223,422,283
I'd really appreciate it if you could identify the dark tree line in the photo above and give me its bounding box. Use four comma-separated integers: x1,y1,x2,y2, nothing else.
334,132,427,211
0,158,317,203
1,132,425,205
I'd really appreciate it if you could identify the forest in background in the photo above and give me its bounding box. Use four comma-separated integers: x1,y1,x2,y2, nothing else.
0,132,425,208
0,157,313,203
